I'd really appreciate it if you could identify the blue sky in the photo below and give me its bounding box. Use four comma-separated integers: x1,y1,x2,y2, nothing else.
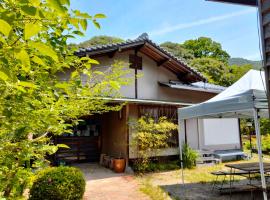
69,0,260,60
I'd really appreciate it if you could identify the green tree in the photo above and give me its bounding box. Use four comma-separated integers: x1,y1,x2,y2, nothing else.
223,64,253,86
160,42,194,63
0,0,130,198
182,37,230,63
190,58,227,85
191,58,252,86
71,35,124,48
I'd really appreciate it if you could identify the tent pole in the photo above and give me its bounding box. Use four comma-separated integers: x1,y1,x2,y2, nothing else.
178,119,184,186
253,108,267,200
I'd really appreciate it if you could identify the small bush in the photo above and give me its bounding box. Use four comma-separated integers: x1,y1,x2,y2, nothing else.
244,134,270,153
29,166,85,200
182,143,197,169
130,116,177,173
133,159,180,173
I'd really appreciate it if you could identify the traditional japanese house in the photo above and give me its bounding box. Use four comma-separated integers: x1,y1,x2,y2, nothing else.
55,33,226,165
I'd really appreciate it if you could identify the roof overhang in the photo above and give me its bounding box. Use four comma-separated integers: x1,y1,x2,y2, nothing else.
159,82,224,94
102,97,193,106
206,0,257,6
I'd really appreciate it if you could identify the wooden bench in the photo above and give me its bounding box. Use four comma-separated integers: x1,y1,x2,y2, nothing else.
211,170,250,191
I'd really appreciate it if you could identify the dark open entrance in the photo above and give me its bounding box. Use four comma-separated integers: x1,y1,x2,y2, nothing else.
54,115,102,164
54,106,128,165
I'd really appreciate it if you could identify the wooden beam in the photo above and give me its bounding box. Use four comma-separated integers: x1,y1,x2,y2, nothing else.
262,0,270,14
262,11,270,26
206,0,257,6
258,0,270,118
107,50,117,58
157,58,171,66
177,72,192,83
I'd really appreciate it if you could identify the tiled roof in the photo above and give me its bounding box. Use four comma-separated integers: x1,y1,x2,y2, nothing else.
75,33,206,81
159,81,226,94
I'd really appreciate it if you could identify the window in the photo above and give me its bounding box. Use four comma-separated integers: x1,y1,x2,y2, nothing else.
129,54,142,70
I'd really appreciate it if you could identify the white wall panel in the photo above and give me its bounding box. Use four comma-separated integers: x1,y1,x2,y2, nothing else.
203,118,240,146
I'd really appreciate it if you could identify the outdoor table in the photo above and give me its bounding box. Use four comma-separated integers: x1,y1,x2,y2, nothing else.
224,162,270,197
225,162,270,173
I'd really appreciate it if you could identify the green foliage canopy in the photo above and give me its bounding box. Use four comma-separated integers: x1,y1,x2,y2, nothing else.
190,58,227,85
229,58,262,69
160,42,194,63
69,35,124,49
191,58,253,86
159,37,251,87
182,37,230,63
0,0,130,198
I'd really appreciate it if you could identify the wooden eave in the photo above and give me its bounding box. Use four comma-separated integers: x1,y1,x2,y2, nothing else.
206,0,257,6
77,41,205,83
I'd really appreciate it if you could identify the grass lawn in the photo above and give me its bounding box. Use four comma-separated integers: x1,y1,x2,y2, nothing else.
137,154,270,200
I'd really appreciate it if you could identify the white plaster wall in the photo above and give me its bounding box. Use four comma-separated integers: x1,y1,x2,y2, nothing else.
90,50,136,98
201,118,240,150
184,118,240,151
178,119,186,146
136,52,178,100
186,119,199,150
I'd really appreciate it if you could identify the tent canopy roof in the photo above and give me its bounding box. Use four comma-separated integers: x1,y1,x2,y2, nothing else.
178,70,268,119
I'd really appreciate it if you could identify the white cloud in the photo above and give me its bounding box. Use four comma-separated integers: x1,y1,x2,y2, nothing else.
149,8,256,36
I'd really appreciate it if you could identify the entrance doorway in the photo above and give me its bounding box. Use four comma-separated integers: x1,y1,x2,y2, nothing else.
55,116,101,164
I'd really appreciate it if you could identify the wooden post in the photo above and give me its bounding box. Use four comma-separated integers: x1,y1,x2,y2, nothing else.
134,50,138,99
257,0,270,118
125,104,130,167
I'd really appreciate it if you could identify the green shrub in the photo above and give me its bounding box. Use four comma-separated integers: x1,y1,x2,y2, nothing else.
29,166,85,200
244,134,270,153
130,116,177,173
182,143,197,169
133,160,180,173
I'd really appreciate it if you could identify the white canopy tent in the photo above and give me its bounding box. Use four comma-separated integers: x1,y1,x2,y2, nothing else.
178,70,269,199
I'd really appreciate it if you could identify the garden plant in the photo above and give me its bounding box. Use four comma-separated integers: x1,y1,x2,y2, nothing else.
0,0,130,198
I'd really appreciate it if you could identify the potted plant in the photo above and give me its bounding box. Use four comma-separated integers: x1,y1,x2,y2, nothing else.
113,156,126,173
113,142,126,173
